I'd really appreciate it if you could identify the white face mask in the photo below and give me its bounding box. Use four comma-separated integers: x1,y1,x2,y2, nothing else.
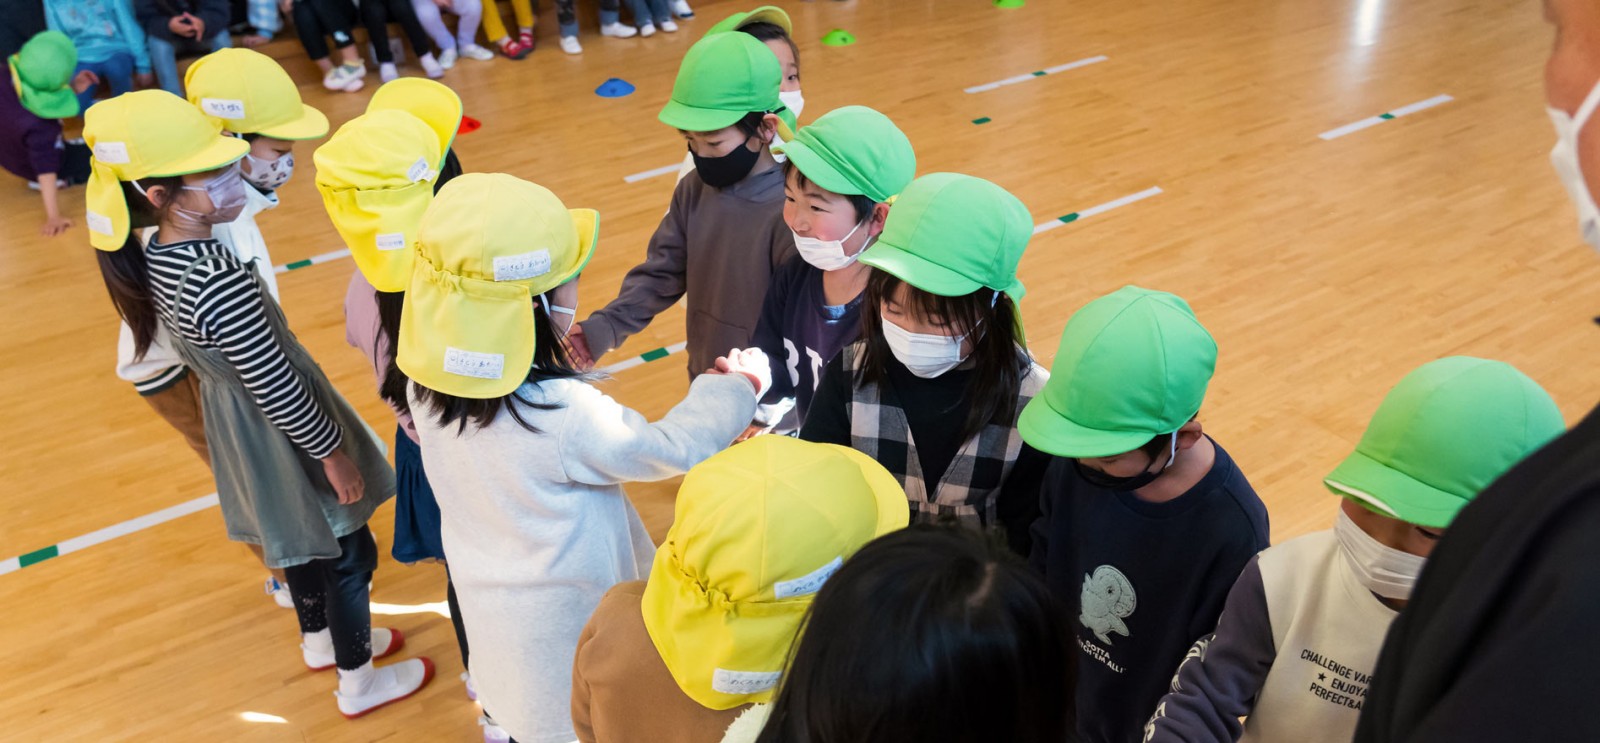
779,89,805,119
793,219,871,271
881,315,969,378
1334,509,1426,601
243,151,294,192
539,293,578,339
1547,78,1600,251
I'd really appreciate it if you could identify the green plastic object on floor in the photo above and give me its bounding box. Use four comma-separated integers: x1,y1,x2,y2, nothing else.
822,29,856,46
995,0,1025,7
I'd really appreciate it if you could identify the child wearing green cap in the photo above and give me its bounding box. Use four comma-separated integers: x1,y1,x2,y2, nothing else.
1145,356,1563,743
800,172,1050,554
745,106,915,435
2,31,97,236
675,6,802,183
573,31,796,379
1019,285,1269,743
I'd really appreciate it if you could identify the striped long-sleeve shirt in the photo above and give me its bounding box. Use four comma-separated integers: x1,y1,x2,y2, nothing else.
146,238,343,459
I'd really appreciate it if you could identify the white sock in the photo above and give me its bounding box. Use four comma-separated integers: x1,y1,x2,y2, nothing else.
338,660,377,695
303,628,334,655
380,62,398,76
421,52,438,64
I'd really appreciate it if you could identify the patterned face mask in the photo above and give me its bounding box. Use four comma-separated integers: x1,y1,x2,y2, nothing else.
243,151,294,192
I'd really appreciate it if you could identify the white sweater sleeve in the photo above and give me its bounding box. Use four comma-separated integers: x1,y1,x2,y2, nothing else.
558,373,758,487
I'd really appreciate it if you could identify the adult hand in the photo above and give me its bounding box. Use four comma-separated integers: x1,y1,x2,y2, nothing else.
70,70,99,94
321,449,366,505
186,13,206,39
41,216,73,236
564,323,595,370
715,347,772,399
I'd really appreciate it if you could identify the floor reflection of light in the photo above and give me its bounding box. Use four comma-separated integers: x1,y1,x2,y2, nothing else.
370,600,452,618
1354,0,1384,46
240,712,288,724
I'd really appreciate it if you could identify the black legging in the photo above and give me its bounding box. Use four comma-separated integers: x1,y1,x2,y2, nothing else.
359,0,434,63
283,525,380,671
445,565,469,668
292,0,358,61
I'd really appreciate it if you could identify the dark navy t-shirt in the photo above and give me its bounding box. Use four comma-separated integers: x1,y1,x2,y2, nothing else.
751,254,864,433
0,75,64,182
1030,439,1269,743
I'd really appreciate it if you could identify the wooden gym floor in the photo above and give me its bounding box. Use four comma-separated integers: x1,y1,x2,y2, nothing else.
2,0,1596,739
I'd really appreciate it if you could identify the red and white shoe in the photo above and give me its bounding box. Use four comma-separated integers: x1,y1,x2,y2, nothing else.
336,658,434,719
304,627,405,671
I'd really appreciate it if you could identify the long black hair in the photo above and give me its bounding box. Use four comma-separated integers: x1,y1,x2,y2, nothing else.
96,177,184,360
857,271,1030,443
755,525,1076,743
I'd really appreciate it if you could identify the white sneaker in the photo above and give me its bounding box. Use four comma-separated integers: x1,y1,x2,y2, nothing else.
461,671,477,701
480,715,511,743
639,22,656,37
304,627,405,671
600,22,637,38
264,577,294,608
437,47,457,69
322,64,366,92
336,658,434,719
559,35,582,54
379,62,399,82
660,19,678,32
459,44,495,61
420,53,444,79
671,0,694,18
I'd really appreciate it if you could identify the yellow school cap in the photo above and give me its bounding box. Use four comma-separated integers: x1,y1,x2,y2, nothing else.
183,48,328,139
314,109,441,292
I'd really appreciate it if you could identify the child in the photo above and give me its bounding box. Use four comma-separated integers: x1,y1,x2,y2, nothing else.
480,0,637,58
1020,286,1269,743
410,0,494,68
799,172,1049,553
397,172,770,743
571,436,908,743
572,31,795,378
677,6,802,183
2,31,95,236
1145,357,1563,743
231,0,284,47
288,0,370,92
748,106,915,435
737,525,1076,743
133,0,232,95
85,90,429,717
629,0,675,37
351,0,442,82
43,0,153,110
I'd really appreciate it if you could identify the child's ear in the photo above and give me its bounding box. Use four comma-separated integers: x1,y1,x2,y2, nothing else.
1175,419,1204,449
144,184,171,210
761,113,782,141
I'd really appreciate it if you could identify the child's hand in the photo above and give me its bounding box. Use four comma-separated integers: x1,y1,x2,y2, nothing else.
735,423,766,443
135,72,155,88
563,323,595,370
715,347,772,398
186,13,206,38
40,216,73,236
321,450,366,505
71,70,99,94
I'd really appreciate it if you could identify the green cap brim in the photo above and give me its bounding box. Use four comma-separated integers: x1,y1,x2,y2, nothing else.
20,84,78,119
1018,394,1161,459
772,139,860,197
1324,451,1464,530
859,240,986,296
658,98,749,133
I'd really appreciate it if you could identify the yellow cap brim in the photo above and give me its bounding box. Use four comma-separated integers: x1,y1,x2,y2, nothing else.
255,103,330,141
829,444,913,535
88,136,246,251
151,135,249,178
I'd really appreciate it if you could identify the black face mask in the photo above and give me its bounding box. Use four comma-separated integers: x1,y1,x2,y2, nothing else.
1073,433,1177,491
691,137,762,188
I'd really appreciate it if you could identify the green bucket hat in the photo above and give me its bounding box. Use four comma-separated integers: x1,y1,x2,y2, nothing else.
772,106,915,204
705,5,793,36
1019,286,1218,459
860,172,1031,299
9,31,79,119
1324,356,1563,530
659,32,782,133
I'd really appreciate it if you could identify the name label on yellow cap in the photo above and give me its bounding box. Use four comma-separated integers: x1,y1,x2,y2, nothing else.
712,669,782,695
773,556,843,599
200,98,246,120
407,157,434,183
86,210,113,236
375,232,406,251
93,141,130,164
493,249,552,282
443,347,505,380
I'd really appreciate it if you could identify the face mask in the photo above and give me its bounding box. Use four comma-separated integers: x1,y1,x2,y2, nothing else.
134,163,247,230
539,293,577,339
779,89,805,119
1548,78,1600,251
692,137,762,189
243,151,294,192
794,219,871,271
881,315,969,378
1334,508,1426,601
1074,432,1177,491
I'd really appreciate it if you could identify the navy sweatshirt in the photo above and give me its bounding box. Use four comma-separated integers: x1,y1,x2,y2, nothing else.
750,254,864,433
1030,440,1269,743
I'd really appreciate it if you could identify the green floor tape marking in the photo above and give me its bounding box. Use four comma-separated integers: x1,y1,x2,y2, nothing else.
18,545,59,568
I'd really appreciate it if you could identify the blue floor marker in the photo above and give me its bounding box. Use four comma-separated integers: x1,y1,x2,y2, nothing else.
596,78,636,98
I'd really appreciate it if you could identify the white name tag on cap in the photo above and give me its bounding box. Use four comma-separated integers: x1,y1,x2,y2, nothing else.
773,556,843,599
443,347,504,380
712,669,782,695
86,210,113,236
93,141,130,164
493,249,552,282
200,98,246,119
375,233,406,251
407,157,433,183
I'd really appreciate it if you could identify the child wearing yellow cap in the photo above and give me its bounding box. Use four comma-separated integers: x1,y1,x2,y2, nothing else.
398,172,772,743
3,31,98,237
86,90,431,719
740,525,1076,743
746,106,915,436
571,436,908,743
572,32,796,379
799,173,1050,554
